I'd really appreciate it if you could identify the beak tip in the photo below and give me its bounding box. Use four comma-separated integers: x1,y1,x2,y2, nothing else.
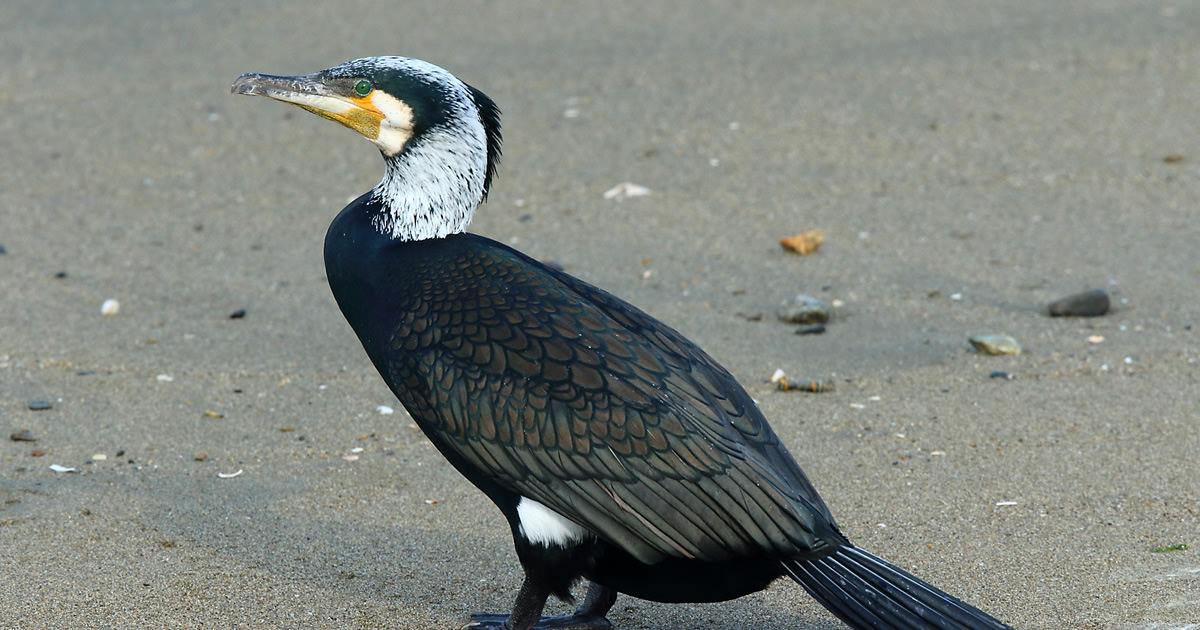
230,73,259,96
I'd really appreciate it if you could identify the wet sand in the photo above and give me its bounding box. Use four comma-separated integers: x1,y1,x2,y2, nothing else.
2,1,1198,628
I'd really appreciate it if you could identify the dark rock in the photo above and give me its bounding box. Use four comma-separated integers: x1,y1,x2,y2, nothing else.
794,324,827,335
10,430,36,442
1048,289,1110,317
28,400,53,411
229,308,247,319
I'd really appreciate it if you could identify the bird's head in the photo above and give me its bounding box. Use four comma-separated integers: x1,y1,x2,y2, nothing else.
232,57,502,240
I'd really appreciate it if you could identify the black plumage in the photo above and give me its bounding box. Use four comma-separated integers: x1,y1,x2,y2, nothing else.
234,57,1012,630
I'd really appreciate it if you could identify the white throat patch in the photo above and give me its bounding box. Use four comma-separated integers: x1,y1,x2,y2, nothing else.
516,497,588,547
370,90,415,156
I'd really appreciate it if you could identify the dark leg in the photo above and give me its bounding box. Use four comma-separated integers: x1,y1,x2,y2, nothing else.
464,579,617,630
572,581,617,619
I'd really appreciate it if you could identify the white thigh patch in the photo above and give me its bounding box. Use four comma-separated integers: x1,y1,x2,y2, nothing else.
516,497,588,547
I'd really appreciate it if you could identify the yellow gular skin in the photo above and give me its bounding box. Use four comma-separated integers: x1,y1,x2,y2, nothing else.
295,94,384,140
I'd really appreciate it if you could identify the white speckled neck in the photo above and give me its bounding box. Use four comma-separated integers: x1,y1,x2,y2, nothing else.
365,59,490,242
370,118,488,241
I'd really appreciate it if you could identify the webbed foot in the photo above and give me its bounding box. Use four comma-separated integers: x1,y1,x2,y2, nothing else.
462,580,618,630
463,611,613,630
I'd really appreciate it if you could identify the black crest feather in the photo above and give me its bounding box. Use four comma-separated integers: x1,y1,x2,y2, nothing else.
466,84,502,199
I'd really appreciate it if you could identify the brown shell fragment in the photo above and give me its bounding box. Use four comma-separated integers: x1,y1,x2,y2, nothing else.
778,379,835,393
780,229,825,255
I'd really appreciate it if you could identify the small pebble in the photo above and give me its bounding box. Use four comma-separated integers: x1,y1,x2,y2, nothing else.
203,410,225,419
10,430,36,442
92,453,107,461
28,400,53,411
0,241,7,254
229,308,247,319
794,324,827,335
776,294,831,324
968,334,1021,356
100,298,120,316
1047,289,1110,317
989,371,1014,380
779,229,825,255
31,449,46,457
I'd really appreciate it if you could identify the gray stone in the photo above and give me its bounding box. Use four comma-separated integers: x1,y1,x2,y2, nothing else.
1048,289,1110,317
776,294,831,324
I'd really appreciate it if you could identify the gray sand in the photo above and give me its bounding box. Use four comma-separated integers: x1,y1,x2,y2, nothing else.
2,1,1198,628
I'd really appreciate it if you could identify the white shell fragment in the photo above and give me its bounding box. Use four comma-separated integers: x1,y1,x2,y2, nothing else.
968,334,1021,356
100,299,120,316
156,374,174,382
376,405,394,415
603,182,651,201
49,464,76,473
769,368,787,384
217,469,244,479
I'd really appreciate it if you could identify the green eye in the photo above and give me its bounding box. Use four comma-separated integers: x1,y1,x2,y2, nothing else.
354,80,372,96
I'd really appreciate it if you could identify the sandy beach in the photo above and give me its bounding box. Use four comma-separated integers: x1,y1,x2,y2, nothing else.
2,1,1198,628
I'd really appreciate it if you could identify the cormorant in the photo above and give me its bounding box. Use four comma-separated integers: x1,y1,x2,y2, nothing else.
232,57,1012,630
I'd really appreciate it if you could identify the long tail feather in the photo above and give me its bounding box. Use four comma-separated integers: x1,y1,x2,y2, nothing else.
782,545,1011,629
